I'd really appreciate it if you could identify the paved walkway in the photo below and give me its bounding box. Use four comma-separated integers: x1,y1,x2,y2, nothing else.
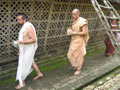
1,53,120,90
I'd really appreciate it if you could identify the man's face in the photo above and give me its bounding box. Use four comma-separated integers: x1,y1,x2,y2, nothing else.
16,16,25,25
72,11,79,21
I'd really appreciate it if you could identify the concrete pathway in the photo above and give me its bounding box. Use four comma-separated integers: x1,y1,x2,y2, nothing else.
1,54,120,90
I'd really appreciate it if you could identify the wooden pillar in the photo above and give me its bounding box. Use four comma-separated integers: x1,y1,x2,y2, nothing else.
44,0,54,52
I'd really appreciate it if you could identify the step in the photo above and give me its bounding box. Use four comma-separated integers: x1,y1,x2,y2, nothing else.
115,43,120,45
106,16,120,20
111,30,120,32
99,4,112,9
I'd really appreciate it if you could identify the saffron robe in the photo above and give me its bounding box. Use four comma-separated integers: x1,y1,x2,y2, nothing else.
67,17,89,69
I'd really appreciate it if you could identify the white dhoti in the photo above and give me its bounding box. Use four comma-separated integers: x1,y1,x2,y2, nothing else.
16,22,38,86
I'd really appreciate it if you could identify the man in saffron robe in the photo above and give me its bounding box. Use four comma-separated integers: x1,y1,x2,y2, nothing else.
67,9,89,75
15,13,43,89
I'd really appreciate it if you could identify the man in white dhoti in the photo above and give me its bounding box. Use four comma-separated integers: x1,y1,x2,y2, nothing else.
15,13,43,89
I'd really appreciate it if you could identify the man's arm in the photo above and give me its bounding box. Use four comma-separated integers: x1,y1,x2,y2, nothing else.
17,26,36,44
109,20,118,28
111,24,118,28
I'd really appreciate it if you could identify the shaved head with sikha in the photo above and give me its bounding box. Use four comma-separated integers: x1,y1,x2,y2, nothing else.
72,9,80,21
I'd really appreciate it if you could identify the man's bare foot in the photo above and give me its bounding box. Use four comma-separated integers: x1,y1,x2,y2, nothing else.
15,84,25,89
74,70,81,75
15,81,25,89
33,73,43,80
15,85,23,89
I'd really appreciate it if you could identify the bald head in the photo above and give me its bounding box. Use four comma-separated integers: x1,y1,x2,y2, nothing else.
72,9,80,21
72,9,80,15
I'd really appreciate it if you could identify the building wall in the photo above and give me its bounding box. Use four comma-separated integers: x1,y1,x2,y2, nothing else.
0,0,120,79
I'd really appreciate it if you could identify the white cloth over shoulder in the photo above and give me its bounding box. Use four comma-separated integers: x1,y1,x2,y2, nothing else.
16,22,38,86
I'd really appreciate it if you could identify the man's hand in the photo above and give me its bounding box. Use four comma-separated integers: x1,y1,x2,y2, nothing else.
17,40,24,44
69,25,88,35
69,31,76,35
